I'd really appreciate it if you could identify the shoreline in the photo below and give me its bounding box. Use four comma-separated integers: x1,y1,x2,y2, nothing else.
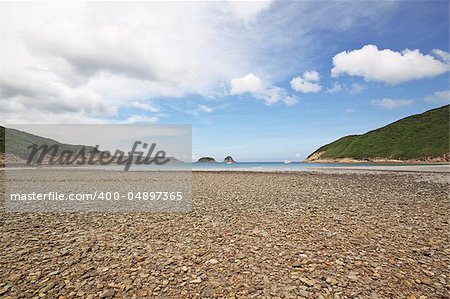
1,164,449,173
193,163,450,173
303,156,450,164
308,164,450,173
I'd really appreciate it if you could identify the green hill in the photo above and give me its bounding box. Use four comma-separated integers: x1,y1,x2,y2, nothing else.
305,105,450,163
0,126,97,161
0,126,4,154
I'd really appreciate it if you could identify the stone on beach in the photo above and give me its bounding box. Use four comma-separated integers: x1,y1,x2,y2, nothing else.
0,171,448,298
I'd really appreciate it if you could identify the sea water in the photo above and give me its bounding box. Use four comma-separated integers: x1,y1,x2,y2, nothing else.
191,162,406,171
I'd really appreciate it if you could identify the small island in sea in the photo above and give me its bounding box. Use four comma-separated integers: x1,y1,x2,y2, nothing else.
197,156,237,164
224,156,236,163
197,156,216,163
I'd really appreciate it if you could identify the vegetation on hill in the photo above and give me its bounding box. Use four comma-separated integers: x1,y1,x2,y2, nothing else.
306,105,450,162
0,126,97,160
3,105,449,163
0,126,4,153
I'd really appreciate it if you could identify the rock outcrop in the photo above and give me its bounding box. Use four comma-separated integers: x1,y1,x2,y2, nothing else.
224,156,236,163
197,157,216,163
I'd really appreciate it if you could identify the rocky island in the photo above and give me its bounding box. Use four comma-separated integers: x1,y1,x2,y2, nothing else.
224,156,236,163
197,157,216,163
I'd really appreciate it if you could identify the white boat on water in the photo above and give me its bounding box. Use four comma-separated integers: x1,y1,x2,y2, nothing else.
284,160,291,164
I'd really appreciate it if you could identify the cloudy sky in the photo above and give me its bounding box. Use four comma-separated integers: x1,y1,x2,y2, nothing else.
1,1,449,161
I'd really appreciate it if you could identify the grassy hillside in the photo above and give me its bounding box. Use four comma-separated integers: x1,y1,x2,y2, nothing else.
0,126,97,160
0,127,182,164
0,126,4,153
306,105,450,162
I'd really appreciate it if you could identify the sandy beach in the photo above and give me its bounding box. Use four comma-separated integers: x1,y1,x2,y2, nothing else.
1,170,449,298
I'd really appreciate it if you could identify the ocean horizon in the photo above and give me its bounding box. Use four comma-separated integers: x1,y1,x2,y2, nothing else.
60,161,449,172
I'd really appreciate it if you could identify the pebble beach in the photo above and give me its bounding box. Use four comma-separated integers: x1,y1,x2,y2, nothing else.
1,170,449,298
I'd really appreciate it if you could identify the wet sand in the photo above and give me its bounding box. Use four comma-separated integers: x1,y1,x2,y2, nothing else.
1,171,449,298
310,164,450,173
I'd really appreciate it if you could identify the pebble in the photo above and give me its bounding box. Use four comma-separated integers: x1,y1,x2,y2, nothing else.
298,290,309,297
0,285,11,296
189,277,202,284
298,254,308,259
292,261,303,268
7,274,21,283
421,277,433,286
100,289,115,298
0,171,448,298
207,258,219,264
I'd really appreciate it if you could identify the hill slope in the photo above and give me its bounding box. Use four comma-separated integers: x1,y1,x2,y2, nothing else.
0,126,4,154
305,105,450,163
0,126,97,162
0,127,182,164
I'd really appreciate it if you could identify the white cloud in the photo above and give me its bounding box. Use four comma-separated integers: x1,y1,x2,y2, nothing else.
303,71,320,82
230,73,264,94
181,103,228,116
256,86,285,105
327,83,343,93
290,71,322,93
283,96,299,106
255,86,298,106
230,73,297,106
345,108,355,114
198,104,213,113
350,83,365,93
432,49,450,64
371,99,413,109
291,78,321,93
0,110,111,126
122,114,160,124
227,1,272,21
129,101,160,113
332,45,449,85
0,2,404,123
326,82,364,93
0,2,276,123
425,90,450,104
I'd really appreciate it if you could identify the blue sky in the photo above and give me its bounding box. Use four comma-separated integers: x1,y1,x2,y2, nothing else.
1,1,449,161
